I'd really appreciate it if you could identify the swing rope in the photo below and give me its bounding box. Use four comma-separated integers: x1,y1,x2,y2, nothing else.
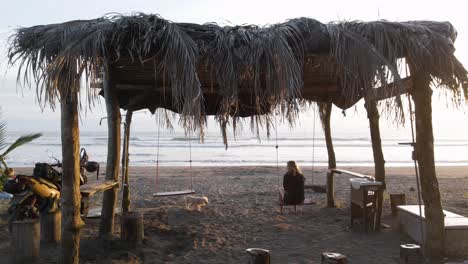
408,94,425,247
155,112,161,192
189,125,194,191
275,115,280,186
311,104,317,185
153,113,195,197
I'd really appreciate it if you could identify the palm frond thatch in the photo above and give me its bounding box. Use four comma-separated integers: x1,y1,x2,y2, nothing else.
7,14,468,144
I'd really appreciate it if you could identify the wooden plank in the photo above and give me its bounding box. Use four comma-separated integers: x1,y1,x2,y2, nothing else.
331,169,374,180
370,77,413,101
80,180,120,197
153,189,195,197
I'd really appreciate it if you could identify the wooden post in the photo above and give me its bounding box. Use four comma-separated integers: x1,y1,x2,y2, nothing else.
120,211,144,248
100,66,121,238
60,87,84,264
121,110,133,213
11,219,40,263
319,102,336,207
246,248,271,264
400,244,423,264
411,68,445,258
326,171,335,208
40,210,61,243
390,194,406,216
364,97,386,230
321,252,347,264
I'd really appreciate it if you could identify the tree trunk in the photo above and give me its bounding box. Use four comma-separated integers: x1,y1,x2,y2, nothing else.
319,102,336,207
60,89,84,264
411,71,445,258
364,97,385,230
100,68,121,238
122,111,133,213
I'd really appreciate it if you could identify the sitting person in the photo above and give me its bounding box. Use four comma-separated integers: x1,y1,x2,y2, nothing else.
280,161,305,205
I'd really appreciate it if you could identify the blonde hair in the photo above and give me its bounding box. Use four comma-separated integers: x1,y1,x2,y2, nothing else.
287,161,302,176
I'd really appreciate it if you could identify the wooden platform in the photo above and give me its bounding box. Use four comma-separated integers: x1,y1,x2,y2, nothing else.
397,205,468,257
153,189,195,197
80,180,120,197
79,180,120,216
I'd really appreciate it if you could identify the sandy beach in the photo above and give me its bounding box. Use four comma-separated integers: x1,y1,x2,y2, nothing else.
0,165,467,263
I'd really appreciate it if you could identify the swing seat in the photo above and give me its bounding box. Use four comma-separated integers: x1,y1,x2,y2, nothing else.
153,189,195,197
277,188,316,214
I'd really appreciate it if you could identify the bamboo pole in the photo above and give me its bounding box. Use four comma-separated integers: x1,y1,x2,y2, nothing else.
318,102,336,207
59,88,84,264
99,67,121,238
410,69,445,258
364,97,385,230
122,110,133,213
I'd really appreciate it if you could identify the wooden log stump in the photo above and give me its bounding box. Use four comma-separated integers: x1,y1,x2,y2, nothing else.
120,211,144,247
400,244,423,264
390,194,406,216
246,248,270,264
40,211,61,243
10,219,40,263
321,252,348,263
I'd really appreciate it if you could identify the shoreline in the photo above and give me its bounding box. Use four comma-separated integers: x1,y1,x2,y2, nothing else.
13,165,468,179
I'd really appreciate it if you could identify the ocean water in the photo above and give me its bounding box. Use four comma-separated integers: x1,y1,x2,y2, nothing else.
4,129,468,168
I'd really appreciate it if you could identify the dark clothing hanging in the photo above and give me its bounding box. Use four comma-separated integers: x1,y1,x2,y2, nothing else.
283,172,305,205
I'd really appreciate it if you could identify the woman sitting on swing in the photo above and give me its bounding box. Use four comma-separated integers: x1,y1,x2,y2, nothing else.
280,161,305,205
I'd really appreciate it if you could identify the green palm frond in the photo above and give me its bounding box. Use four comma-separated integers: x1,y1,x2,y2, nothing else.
0,133,42,159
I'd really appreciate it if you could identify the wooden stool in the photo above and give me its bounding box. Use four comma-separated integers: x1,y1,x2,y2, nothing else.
40,210,61,243
120,211,144,248
246,248,270,264
11,219,40,263
390,194,406,216
400,244,422,264
321,252,348,263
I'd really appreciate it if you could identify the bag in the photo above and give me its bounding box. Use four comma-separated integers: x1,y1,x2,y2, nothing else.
33,163,61,182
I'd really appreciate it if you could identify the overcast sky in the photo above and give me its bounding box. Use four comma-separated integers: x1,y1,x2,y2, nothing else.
0,0,467,137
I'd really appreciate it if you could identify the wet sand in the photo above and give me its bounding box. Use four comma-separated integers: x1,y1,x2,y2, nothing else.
0,166,467,263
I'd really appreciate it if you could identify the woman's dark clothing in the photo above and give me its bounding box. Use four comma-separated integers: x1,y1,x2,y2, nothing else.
283,172,305,205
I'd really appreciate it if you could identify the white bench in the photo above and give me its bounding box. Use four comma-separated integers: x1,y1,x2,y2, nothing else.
397,205,468,256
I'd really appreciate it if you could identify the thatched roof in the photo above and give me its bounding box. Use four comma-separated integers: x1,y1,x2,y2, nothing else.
8,13,468,140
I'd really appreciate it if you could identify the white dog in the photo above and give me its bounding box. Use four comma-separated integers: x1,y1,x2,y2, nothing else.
184,195,209,211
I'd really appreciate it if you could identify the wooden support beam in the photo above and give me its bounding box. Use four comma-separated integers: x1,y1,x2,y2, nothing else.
364,96,386,231
411,68,445,258
59,87,84,264
99,66,121,238
121,111,133,213
371,77,413,101
318,102,336,208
